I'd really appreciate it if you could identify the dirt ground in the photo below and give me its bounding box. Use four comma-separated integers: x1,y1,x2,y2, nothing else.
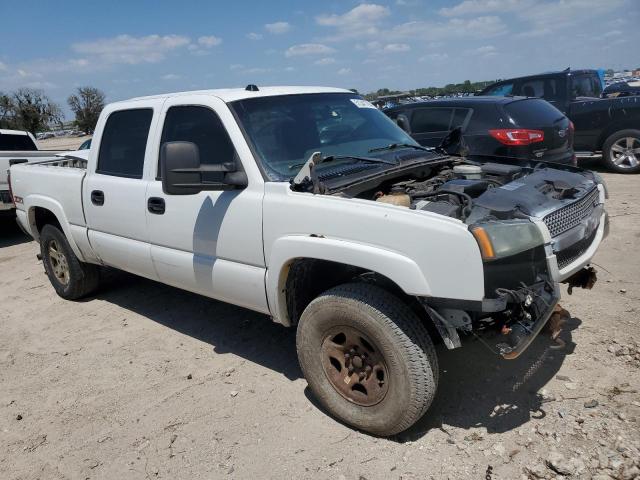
37,136,90,152
0,162,638,480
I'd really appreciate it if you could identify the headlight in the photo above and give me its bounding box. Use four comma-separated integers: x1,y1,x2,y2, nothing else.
470,221,544,261
591,171,609,199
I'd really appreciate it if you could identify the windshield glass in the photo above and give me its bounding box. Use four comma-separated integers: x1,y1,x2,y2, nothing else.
231,93,418,179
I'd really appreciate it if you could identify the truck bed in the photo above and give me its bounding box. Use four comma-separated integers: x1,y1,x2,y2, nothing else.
9,156,88,227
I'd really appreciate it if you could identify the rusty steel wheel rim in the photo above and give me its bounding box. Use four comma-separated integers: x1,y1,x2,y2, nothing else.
48,239,70,286
321,326,389,407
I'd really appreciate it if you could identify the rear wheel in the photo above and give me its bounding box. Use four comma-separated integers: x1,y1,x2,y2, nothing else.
603,129,640,173
296,283,438,436
40,224,100,300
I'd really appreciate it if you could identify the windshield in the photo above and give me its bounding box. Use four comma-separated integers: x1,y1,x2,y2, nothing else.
231,93,418,180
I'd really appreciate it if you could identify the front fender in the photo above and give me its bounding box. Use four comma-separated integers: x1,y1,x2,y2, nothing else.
267,235,433,325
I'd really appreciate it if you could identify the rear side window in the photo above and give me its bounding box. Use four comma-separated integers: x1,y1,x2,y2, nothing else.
159,105,236,181
504,99,565,126
410,108,453,133
484,82,513,96
571,74,602,98
97,109,153,178
519,78,566,101
0,133,37,150
451,108,472,130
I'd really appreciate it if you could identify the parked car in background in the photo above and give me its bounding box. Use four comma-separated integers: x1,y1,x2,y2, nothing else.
385,97,575,166
603,80,640,98
9,86,607,435
480,69,640,173
0,129,60,213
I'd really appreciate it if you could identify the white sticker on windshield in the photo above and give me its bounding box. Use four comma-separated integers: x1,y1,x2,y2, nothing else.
351,99,376,109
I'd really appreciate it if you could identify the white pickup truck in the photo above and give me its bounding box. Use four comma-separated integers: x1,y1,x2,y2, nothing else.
1,129,61,212
9,86,608,436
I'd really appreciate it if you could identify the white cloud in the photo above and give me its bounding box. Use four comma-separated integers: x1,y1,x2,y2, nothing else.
419,53,449,62
264,21,291,34
389,16,507,41
285,43,335,57
229,64,244,71
0,61,6,72
439,0,527,17
72,34,190,64
314,57,336,66
473,45,497,57
317,4,390,39
246,32,263,40
603,30,622,37
337,67,351,75
383,43,410,52
161,73,182,80
197,35,222,48
284,66,296,72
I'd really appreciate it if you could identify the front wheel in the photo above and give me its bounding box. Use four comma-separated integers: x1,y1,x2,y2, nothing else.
296,283,438,436
603,129,640,173
40,224,100,300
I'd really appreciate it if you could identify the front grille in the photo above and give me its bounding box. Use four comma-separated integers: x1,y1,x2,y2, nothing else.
556,228,598,270
0,190,11,204
543,188,600,237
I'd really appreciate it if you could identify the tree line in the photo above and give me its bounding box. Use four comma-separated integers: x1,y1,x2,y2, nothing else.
363,79,499,100
0,86,105,135
1,79,501,135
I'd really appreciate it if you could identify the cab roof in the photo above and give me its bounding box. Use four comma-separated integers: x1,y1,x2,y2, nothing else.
118,86,352,105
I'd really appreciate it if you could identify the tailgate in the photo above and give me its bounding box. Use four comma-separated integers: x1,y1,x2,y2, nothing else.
504,99,573,163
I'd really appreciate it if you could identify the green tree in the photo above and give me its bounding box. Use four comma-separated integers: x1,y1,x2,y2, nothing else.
11,88,62,134
68,86,105,134
0,92,16,129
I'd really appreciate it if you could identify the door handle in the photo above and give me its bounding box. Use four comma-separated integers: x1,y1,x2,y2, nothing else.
91,190,104,206
147,197,166,215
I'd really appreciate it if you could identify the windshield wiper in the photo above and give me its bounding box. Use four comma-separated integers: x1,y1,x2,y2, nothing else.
368,143,433,153
291,152,397,194
288,154,396,170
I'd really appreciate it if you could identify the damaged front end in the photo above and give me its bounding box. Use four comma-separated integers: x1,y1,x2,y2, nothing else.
414,164,608,359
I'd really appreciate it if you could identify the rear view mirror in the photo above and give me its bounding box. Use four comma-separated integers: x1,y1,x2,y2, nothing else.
160,141,248,195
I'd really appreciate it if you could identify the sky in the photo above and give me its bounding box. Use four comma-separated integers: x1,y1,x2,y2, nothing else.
1,0,638,118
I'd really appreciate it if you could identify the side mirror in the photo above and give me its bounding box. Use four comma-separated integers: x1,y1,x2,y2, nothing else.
160,141,248,195
396,114,411,133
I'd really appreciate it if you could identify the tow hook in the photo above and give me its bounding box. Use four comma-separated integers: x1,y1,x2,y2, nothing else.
564,266,598,294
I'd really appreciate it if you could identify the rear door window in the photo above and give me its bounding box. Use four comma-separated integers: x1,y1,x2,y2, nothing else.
571,74,602,98
97,109,153,178
0,133,37,150
451,108,472,130
410,107,453,133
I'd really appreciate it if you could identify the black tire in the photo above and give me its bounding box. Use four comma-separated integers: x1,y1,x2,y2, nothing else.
602,129,640,173
40,224,100,300
296,283,438,436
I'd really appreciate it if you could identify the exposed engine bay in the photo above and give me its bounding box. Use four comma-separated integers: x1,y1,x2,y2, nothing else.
351,161,599,226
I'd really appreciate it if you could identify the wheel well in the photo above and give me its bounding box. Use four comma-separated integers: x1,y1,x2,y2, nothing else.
284,258,424,325
32,207,61,234
597,125,640,151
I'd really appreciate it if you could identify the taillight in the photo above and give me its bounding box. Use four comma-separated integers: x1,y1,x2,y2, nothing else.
7,170,15,206
568,121,575,148
489,129,545,146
